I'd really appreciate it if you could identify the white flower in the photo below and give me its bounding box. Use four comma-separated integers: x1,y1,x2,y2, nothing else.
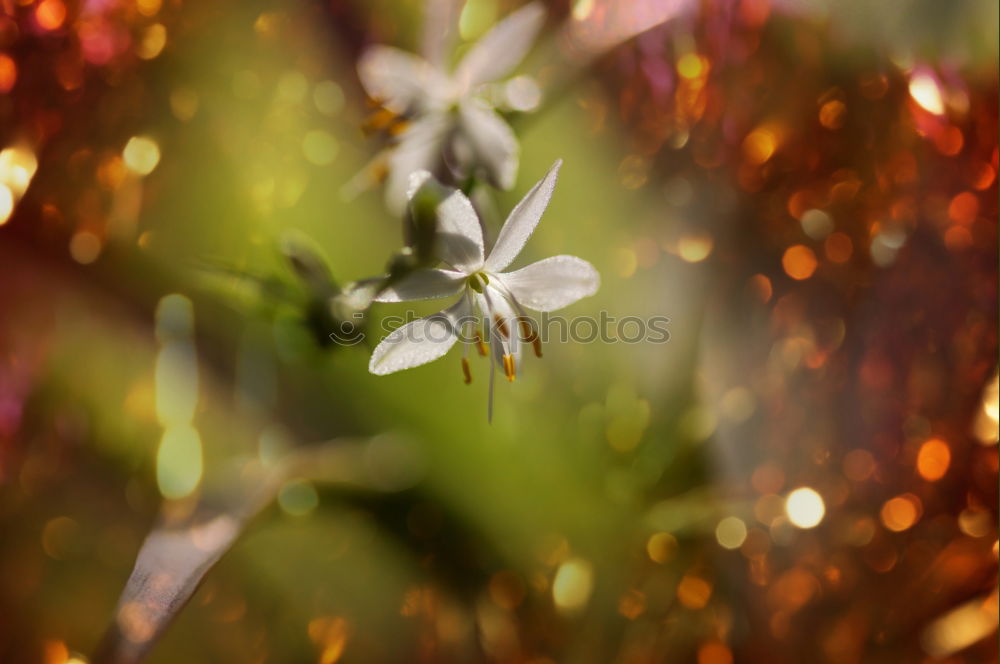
368,159,599,419
357,2,546,214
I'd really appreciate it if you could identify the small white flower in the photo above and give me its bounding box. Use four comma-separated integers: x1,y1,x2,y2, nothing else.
368,159,599,419
357,2,546,214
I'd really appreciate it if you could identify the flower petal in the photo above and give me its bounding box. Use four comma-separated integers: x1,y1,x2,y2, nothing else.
496,255,599,311
374,269,466,302
484,159,561,271
454,2,546,88
421,0,460,69
357,46,449,113
368,297,469,375
385,114,450,214
434,184,486,273
458,99,518,190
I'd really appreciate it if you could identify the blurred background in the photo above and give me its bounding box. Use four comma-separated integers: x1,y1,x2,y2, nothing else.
0,0,997,662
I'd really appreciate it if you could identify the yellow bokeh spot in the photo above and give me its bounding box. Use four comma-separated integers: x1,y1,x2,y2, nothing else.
646,531,677,563
156,425,203,499
137,23,167,60
69,231,101,264
782,244,818,280
880,493,921,532
909,71,944,115
0,145,38,196
678,233,714,263
785,487,825,529
676,574,712,609
136,0,162,17
715,516,748,550
742,127,778,165
552,557,593,612
677,53,709,80
123,136,161,175
916,438,951,481
35,0,66,31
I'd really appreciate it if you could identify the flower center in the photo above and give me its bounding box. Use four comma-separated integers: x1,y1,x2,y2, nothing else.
467,271,489,293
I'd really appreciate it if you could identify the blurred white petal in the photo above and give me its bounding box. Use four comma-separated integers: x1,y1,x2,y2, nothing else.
454,2,546,87
458,99,519,191
385,114,450,214
357,46,449,112
421,0,461,68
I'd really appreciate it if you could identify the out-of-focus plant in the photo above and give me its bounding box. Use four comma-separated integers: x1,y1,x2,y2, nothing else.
91,2,625,661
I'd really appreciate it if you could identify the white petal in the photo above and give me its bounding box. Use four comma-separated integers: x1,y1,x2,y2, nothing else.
435,186,485,273
496,255,599,311
485,159,561,272
421,0,460,68
357,46,449,113
454,2,546,88
458,99,518,190
385,114,450,214
406,170,433,200
368,297,469,375
374,269,466,302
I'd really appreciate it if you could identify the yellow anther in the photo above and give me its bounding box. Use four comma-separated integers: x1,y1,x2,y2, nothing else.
362,107,400,135
502,354,516,382
474,331,488,356
387,118,411,136
461,357,472,385
519,319,542,358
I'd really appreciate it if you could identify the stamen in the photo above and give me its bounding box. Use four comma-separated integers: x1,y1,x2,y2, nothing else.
494,314,510,339
362,107,399,135
519,319,543,358
474,331,488,356
502,354,516,382
461,358,472,385
387,118,411,136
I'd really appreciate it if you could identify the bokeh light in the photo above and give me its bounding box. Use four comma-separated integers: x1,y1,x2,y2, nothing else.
785,488,826,529
0,1,995,662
